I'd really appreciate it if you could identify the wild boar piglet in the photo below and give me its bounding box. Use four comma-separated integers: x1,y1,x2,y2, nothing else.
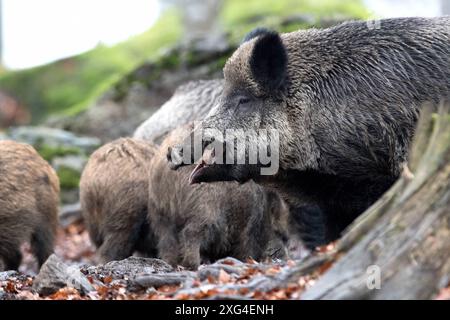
80,138,158,263
149,125,291,270
0,140,60,271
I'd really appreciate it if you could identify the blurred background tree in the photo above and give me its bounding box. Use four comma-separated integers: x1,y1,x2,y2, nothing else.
168,0,227,51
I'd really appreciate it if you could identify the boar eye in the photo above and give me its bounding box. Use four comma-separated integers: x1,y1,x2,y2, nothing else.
238,96,251,105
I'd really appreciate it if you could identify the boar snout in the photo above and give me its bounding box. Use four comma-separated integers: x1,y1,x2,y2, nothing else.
166,130,219,170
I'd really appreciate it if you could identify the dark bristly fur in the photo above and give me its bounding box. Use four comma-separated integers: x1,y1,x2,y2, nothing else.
0,140,59,271
149,125,290,270
170,17,450,249
250,31,287,92
80,138,158,263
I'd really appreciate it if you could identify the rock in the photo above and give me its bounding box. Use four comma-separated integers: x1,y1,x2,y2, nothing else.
133,272,195,289
59,202,82,227
0,271,19,281
84,257,174,279
5,126,100,153
197,264,241,281
214,257,245,266
145,287,158,295
32,255,94,296
52,155,87,173
288,238,311,260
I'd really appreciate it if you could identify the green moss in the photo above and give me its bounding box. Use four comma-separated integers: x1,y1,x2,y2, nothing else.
158,52,181,69
57,166,81,190
36,144,82,162
63,74,122,116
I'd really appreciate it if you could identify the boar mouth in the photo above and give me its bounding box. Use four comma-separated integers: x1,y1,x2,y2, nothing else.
189,160,208,184
187,141,263,184
188,147,216,184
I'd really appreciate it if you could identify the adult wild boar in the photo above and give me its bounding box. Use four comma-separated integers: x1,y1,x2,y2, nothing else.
169,18,450,248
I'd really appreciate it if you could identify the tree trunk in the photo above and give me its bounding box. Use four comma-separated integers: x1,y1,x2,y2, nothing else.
299,101,450,299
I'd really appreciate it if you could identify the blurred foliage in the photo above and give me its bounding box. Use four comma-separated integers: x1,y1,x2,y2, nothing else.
222,0,368,41
0,12,181,122
34,143,87,192
57,166,81,190
36,144,82,162
0,0,368,124
224,0,367,22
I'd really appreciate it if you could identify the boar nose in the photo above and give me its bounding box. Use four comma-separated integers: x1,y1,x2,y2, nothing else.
167,129,224,170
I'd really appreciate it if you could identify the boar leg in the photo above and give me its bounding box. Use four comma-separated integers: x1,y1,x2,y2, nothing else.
97,233,136,263
134,223,158,258
233,237,263,263
179,227,202,270
158,231,181,267
31,225,55,267
0,245,22,271
180,243,201,270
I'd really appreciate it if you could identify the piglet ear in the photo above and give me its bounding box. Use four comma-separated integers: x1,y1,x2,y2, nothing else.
249,31,287,93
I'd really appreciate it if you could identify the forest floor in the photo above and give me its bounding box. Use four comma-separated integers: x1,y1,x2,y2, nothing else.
0,218,326,300
1,218,449,300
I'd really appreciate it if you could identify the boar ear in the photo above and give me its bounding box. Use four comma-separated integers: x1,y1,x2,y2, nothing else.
241,27,272,44
249,31,287,93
